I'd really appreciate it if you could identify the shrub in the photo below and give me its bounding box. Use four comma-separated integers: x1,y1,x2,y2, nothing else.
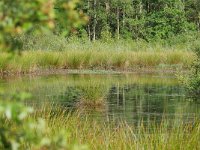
183,42,200,100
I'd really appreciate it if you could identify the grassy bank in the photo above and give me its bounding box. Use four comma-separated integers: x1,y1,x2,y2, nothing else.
0,50,195,74
31,106,200,150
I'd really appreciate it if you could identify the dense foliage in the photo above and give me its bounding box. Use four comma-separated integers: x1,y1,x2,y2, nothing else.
2,0,199,45
184,43,200,100
0,0,87,52
75,0,200,41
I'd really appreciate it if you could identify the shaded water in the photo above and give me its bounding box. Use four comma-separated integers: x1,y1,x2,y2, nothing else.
0,73,199,125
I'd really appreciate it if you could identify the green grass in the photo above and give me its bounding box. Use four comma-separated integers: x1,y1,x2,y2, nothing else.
0,50,195,74
74,80,110,108
31,105,200,150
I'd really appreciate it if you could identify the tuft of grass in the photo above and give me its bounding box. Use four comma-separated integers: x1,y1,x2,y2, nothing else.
0,53,11,73
75,80,110,108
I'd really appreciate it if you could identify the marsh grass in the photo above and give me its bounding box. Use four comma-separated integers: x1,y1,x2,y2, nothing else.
31,105,200,150
0,50,195,74
75,81,110,109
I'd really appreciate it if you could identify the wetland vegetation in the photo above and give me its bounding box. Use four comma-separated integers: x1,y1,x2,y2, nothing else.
0,50,195,74
1,74,200,150
0,0,200,150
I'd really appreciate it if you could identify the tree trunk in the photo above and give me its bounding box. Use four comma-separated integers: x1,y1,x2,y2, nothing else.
93,0,97,41
122,6,125,28
105,1,110,13
88,25,91,41
198,13,200,32
88,0,91,41
139,2,143,14
105,1,110,27
116,7,120,40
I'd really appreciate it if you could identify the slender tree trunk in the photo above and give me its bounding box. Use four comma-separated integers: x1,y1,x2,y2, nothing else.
105,1,110,24
198,21,200,32
116,7,120,40
139,2,143,14
198,13,200,32
88,0,91,41
147,0,150,13
93,0,97,41
88,25,91,41
105,1,110,13
135,15,138,40
122,6,125,28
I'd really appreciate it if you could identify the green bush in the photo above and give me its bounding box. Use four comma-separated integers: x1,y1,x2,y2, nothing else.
183,42,200,100
0,0,86,52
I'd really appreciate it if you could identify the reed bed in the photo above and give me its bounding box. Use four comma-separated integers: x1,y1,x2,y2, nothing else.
32,105,200,150
0,50,195,74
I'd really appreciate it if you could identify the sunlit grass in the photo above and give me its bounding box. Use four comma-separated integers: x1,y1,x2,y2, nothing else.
0,50,195,74
31,105,200,150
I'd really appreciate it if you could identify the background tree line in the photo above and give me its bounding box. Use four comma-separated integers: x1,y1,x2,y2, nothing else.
60,0,200,41
3,0,200,46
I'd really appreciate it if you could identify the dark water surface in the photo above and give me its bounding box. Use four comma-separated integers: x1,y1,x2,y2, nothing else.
1,73,199,125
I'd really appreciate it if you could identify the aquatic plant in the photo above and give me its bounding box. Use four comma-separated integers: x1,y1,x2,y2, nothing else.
74,80,110,108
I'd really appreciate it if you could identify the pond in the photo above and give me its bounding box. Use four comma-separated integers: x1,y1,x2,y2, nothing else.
0,73,199,126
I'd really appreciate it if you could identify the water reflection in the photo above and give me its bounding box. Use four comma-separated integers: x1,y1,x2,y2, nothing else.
0,73,199,126
107,84,198,125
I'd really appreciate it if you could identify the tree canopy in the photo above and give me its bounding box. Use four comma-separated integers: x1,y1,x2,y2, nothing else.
78,0,199,41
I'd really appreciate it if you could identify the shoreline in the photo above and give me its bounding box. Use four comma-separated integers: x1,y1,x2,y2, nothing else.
0,67,189,78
